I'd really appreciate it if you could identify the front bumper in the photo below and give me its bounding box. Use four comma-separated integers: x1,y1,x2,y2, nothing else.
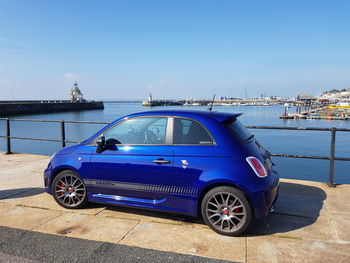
43,164,52,194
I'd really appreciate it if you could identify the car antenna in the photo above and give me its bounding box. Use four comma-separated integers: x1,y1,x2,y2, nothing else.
208,94,215,111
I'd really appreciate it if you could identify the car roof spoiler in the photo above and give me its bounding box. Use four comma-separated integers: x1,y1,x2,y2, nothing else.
221,113,243,124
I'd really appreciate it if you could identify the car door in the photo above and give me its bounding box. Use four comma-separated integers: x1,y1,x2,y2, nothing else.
172,117,217,197
88,116,174,203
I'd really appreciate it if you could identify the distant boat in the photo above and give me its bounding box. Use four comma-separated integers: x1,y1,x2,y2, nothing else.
328,102,350,109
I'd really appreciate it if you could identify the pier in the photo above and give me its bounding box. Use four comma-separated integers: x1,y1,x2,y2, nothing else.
280,101,350,120
0,100,104,116
0,153,349,262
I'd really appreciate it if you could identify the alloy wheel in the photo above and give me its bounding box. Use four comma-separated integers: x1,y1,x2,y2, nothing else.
206,192,246,232
53,172,87,208
202,186,251,236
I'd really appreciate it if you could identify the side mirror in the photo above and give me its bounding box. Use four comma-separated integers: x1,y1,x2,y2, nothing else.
106,138,120,146
105,138,120,151
96,136,105,153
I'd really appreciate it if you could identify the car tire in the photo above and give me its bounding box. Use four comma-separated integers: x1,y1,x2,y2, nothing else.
201,186,252,236
52,170,88,209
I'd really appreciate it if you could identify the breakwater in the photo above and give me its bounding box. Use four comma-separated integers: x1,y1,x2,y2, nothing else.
0,100,104,116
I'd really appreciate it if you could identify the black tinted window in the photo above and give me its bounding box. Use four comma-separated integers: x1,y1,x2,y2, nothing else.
173,118,213,145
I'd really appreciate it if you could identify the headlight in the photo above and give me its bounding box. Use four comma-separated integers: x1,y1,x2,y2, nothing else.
50,152,56,161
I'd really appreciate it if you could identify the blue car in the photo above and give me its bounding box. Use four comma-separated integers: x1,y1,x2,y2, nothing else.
44,110,279,236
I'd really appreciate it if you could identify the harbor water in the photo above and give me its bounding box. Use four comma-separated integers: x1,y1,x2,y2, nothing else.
0,102,349,184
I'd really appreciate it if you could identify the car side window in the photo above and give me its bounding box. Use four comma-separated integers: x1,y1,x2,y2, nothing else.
104,117,168,145
173,118,213,145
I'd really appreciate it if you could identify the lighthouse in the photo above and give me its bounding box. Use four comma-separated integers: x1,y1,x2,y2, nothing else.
142,92,154,106
70,82,84,102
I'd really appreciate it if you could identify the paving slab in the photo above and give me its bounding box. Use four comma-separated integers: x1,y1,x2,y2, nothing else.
98,204,202,226
0,153,49,192
1,153,350,262
0,202,62,230
33,212,139,243
119,222,246,262
0,167,44,190
328,212,350,242
248,210,336,241
247,236,350,263
274,180,327,218
324,183,350,214
0,153,49,168
1,188,107,215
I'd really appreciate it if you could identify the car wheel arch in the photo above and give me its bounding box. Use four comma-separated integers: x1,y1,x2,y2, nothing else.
49,167,80,190
197,182,254,217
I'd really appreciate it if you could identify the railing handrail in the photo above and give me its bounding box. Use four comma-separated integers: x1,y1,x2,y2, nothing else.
246,125,350,132
1,117,350,187
0,118,110,125
2,117,350,132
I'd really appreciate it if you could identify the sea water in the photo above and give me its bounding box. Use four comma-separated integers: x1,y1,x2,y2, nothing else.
0,102,349,184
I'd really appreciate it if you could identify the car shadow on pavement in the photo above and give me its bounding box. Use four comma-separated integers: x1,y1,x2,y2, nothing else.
0,187,44,200
246,181,327,236
97,181,327,236
99,203,204,225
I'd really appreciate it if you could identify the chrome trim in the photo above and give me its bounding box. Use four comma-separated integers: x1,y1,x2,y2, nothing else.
92,193,166,204
166,117,174,144
246,156,268,178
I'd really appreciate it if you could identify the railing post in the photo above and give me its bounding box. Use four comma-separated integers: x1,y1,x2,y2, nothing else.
328,128,336,187
6,118,12,154
61,120,66,148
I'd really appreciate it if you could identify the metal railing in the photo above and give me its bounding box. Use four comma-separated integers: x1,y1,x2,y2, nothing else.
0,118,109,150
1,118,350,187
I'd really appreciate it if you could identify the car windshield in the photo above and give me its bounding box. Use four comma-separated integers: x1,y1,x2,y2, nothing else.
224,118,253,142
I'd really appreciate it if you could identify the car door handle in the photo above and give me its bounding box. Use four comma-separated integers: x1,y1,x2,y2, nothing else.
153,158,171,164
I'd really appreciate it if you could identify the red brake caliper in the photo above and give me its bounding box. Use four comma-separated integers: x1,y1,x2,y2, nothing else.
60,183,65,196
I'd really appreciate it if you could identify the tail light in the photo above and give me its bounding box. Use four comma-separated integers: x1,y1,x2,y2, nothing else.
246,156,267,178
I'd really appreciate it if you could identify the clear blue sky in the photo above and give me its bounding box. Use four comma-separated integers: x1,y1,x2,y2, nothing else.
0,0,349,100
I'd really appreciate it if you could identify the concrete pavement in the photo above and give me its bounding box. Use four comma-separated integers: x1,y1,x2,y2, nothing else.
0,226,232,263
1,153,350,262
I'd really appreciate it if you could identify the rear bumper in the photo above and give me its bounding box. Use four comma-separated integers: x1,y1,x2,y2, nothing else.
250,170,280,218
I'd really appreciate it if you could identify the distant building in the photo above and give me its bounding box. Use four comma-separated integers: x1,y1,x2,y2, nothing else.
70,82,84,102
297,94,317,102
321,88,350,101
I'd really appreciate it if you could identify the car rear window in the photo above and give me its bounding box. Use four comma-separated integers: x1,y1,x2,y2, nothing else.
174,118,213,145
224,118,253,142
